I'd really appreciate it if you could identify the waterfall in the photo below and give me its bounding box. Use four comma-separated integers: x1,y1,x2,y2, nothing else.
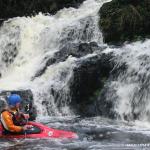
0,0,111,116
1,0,149,123
103,39,150,122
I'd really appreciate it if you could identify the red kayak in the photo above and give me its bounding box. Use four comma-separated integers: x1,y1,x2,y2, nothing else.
0,122,78,139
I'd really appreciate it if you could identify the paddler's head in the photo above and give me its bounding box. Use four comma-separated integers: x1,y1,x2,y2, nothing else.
7,94,22,109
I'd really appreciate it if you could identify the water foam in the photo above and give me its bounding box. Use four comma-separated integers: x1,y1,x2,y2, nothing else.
0,0,110,116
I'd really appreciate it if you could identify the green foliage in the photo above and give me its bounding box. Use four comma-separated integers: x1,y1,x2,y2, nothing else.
0,0,84,19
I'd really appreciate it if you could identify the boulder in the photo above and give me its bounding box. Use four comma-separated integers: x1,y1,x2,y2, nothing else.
99,0,150,44
69,52,115,116
33,42,103,79
95,60,127,119
33,41,116,117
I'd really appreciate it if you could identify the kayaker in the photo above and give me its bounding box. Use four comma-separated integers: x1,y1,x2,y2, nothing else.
0,94,32,134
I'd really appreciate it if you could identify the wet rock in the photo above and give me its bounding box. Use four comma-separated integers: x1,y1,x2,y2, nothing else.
33,42,102,79
58,42,99,58
67,44,127,118
95,61,127,119
69,52,115,116
95,83,118,118
0,90,37,120
2,44,18,66
33,42,117,117
0,0,85,22
32,41,126,118
99,0,150,45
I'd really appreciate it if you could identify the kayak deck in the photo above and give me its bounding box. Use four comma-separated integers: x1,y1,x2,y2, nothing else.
0,122,78,139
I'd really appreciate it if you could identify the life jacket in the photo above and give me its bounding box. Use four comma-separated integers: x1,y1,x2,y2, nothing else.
0,109,27,134
11,110,27,126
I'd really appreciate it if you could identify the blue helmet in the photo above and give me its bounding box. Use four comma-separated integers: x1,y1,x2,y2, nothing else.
8,94,21,106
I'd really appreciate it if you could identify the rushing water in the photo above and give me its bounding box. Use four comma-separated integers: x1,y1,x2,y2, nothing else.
1,117,150,150
104,40,150,122
0,0,110,116
1,0,150,149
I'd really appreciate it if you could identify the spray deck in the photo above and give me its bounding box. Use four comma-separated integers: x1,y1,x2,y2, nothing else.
0,121,78,139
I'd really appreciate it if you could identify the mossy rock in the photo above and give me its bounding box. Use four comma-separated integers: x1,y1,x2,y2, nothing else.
99,0,150,44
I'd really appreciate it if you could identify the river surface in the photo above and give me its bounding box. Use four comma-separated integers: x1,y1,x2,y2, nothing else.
1,116,150,150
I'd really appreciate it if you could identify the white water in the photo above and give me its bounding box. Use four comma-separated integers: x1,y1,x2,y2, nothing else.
104,39,150,122
0,0,111,116
1,0,150,149
0,0,150,125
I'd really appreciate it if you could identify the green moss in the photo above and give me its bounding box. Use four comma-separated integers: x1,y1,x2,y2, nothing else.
99,0,150,44
100,18,111,30
88,77,107,103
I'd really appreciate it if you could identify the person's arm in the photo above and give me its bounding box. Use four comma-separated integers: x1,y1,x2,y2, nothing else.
17,110,30,120
1,111,23,132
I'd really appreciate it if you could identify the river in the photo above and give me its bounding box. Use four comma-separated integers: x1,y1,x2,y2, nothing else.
1,116,150,149
0,0,150,149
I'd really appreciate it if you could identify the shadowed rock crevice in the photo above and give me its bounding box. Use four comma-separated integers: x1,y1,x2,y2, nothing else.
69,52,116,117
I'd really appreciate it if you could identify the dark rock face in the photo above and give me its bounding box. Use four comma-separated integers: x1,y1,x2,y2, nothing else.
0,0,85,22
99,0,150,44
66,43,128,118
33,41,116,117
0,90,37,120
95,60,127,119
96,85,117,118
33,42,102,79
69,52,115,116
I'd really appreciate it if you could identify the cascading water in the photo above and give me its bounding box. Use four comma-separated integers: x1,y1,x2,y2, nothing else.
1,0,150,149
0,0,110,116
104,40,150,122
